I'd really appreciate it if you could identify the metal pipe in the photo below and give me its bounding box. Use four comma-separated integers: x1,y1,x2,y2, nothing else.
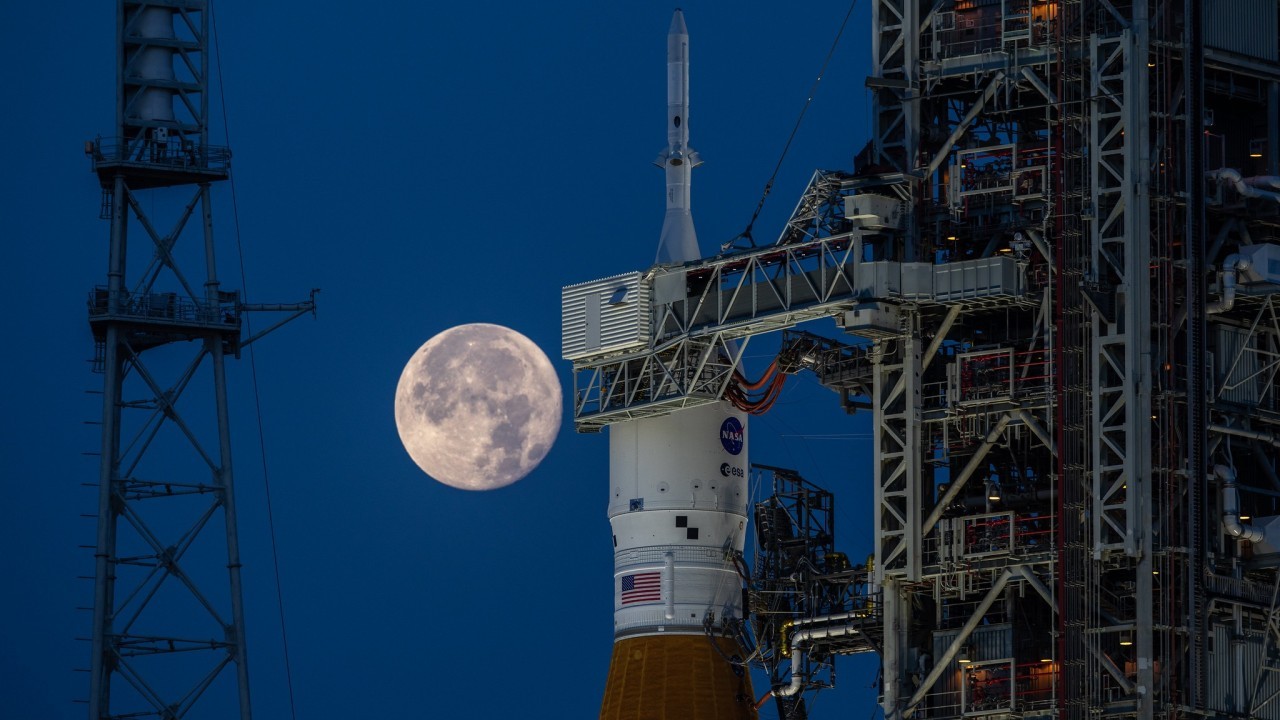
1217,464,1265,543
1246,176,1280,190
1211,168,1280,204
1210,423,1280,448
1207,254,1249,314
664,552,676,620
775,624,864,697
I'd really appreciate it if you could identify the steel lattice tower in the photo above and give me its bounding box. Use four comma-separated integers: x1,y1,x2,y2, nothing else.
84,2,313,718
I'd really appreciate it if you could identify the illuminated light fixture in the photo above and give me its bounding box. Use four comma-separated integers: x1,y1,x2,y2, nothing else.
947,235,958,241
958,646,973,664
1040,657,1054,663
1147,61,1155,67
1241,515,1252,521
960,162,967,168
1153,570,1160,575
1250,138,1266,158
986,481,1002,501
1119,632,1134,647
998,247,1012,253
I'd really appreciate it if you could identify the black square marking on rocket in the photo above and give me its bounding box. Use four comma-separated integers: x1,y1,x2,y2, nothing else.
676,515,688,528
629,498,644,511
687,527,699,540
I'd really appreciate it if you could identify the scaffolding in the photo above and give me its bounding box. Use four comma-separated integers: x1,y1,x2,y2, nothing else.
747,466,882,720
562,0,1280,716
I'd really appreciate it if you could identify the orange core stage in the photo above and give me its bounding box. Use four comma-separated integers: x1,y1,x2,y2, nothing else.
600,635,758,720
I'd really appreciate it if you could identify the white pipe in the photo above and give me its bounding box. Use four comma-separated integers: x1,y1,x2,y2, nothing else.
788,611,870,629
1211,168,1280,204
1245,175,1280,190
664,552,676,620
1210,423,1280,448
1207,254,1249,314
775,624,863,698
1217,464,1265,543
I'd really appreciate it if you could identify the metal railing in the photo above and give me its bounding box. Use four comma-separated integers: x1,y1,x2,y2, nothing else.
87,136,231,173
88,288,239,328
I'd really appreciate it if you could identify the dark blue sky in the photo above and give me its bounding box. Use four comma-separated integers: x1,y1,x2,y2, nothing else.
2,2,880,717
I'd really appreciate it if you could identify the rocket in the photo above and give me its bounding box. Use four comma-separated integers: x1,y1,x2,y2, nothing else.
654,9,702,265
599,10,758,720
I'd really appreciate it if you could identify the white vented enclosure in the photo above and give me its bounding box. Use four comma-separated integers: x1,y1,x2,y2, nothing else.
562,272,650,361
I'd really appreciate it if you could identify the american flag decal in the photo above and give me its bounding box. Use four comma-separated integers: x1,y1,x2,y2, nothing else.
621,571,662,605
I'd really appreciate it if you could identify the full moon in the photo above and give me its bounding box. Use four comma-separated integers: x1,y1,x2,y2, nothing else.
394,323,562,491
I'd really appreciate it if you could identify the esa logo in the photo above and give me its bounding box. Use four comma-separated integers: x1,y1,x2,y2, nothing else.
719,417,744,455
720,463,744,478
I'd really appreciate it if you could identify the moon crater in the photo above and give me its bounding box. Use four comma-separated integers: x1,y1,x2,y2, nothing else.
394,323,562,490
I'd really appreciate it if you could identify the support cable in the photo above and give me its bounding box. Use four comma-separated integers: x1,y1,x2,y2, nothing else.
211,5,300,719
727,0,860,251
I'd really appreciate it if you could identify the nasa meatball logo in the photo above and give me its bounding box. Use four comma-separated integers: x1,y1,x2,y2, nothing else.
719,417,744,455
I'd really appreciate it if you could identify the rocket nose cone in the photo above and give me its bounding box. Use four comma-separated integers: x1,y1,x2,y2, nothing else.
669,8,688,35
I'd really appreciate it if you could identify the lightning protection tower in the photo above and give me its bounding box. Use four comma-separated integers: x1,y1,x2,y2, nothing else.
83,2,313,718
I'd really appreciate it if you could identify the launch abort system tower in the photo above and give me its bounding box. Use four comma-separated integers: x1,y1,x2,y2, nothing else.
565,2,1280,719
83,3,312,718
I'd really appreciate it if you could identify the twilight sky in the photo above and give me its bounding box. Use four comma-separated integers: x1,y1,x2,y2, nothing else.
1,2,881,717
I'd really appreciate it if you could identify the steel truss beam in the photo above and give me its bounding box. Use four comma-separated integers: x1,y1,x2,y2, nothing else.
873,313,923,583
570,235,1032,428
1084,24,1157,720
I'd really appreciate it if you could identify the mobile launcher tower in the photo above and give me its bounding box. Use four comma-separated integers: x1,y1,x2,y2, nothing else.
82,2,312,718
563,2,1280,720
